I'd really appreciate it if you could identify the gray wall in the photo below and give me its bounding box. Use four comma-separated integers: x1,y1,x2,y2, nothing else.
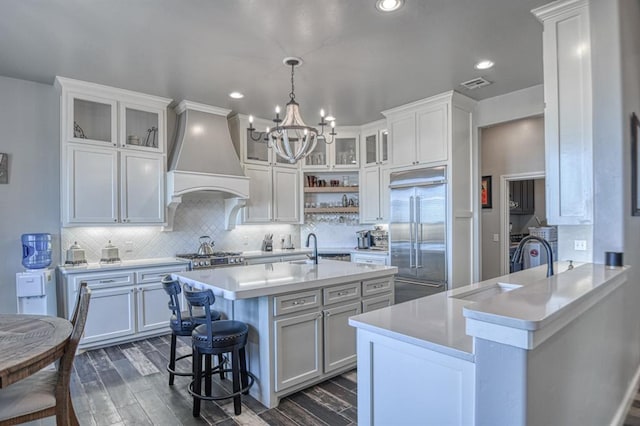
480,117,545,280
0,76,59,313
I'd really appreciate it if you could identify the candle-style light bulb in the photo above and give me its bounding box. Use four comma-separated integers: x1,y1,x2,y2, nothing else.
249,115,254,124
275,105,280,114
266,126,270,133
304,128,308,135
331,121,336,128
320,109,325,118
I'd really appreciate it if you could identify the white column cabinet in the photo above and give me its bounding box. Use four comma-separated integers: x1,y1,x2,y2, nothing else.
56,77,171,226
384,96,449,168
532,0,593,225
243,164,300,224
360,167,390,223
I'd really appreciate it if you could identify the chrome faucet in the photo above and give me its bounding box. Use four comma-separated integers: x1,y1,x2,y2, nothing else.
511,235,554,277
306,233,318,265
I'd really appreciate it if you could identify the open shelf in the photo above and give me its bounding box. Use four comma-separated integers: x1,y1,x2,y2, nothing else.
305,207,359,214
304,186,359,193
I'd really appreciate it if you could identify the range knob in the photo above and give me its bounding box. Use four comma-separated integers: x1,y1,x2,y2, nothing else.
203,260,210,267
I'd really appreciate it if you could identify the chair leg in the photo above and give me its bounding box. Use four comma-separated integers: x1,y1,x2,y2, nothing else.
69,395,80,426
192,348,202,417
239,347,249,395
168,333,177,386
231,348,242,415
218,353,225,380
205,354,212,397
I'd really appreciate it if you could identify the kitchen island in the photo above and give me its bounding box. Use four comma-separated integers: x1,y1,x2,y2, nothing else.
349,262,638,426
173,259,397,408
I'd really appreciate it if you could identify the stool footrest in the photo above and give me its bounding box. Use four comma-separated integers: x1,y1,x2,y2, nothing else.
188,369,256,401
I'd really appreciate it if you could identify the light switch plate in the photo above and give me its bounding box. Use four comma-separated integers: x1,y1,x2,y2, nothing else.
493,233,500,242
574,240,587,251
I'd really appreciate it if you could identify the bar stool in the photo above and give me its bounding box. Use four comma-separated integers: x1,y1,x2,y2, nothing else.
161,275,222,386
183,285,255,417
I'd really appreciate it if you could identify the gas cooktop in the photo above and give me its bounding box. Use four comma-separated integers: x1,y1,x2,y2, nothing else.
176,252,244,269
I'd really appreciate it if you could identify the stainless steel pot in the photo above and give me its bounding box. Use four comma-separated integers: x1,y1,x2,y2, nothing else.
197,236,215,255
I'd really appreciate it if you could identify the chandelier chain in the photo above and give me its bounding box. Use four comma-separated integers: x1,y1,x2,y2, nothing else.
289,63,295,102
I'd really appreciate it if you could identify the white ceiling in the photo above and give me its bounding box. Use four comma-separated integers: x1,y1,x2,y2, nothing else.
0,0,548,125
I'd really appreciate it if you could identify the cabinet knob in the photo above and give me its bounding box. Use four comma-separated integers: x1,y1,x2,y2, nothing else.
114,219,118,222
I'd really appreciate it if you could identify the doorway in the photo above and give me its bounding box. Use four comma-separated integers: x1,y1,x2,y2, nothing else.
499,173,545,275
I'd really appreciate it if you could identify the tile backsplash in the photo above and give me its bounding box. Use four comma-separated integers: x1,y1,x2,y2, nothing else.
61,197,300,262
60,197,378,262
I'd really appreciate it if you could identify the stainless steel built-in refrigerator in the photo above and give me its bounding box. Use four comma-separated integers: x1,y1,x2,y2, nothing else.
390,166,447,303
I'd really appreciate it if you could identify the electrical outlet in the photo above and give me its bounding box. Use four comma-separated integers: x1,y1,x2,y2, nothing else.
574,240,587,251
124,240,134,253
493,233,500,242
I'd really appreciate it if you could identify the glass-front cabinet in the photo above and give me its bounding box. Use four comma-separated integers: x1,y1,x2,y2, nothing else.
120,103,165,152
303,128,360,170
229,115,298,168
362,122,389,168
68,93,117,146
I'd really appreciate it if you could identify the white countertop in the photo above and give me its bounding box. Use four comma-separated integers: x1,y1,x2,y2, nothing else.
241,248,312,258
173,259,398,300
348,261,580,361
57,257,190,274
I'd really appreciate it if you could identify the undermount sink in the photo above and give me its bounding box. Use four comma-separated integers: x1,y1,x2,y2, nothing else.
289,259,321,265
450,283,522,303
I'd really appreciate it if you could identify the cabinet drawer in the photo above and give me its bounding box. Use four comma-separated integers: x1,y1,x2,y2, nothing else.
323,282,361,305
71,271,134,290
362,293,393,313
135,265,188,284
362,277,393,297
273,290,321,316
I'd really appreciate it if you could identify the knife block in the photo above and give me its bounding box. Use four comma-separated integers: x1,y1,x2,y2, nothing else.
261,240,273,252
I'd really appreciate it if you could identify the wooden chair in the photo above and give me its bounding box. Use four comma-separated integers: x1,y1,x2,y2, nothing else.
0,282,91,426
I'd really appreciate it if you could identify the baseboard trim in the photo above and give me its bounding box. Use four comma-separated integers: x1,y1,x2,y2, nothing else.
611,362,640,426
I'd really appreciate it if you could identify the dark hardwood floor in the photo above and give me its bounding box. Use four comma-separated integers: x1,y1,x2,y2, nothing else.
28,335,357,426
21,334,640,425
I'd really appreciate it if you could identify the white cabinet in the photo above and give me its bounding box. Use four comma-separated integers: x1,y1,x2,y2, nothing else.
65,145,118,224
56,77,171,226
303,128,360,170
533,0,593,225
62,263,189,349
351,252,389,265
384,99,448,168
243,164,300,224
362,124,389,169
359,166,390,223
228,114,298,168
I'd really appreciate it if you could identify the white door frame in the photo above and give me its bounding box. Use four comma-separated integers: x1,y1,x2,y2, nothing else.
499,171,545,275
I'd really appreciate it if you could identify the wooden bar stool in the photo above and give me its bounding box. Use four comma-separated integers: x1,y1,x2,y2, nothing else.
183,285,255,417
161,275,222,386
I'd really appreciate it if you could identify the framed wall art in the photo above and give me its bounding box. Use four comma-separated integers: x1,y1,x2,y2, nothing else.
631,113,640,215
481,175,492,209
0,153,7,184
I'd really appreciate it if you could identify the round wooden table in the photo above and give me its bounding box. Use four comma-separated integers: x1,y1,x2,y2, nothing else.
0,314,73,388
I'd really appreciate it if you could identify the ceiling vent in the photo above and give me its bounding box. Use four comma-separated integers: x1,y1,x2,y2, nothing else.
460,77,492,90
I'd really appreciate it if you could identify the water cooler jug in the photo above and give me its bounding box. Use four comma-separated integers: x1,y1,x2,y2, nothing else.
16,233,57,315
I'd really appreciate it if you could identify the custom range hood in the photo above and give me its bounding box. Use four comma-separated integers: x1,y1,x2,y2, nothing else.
165,100,249,231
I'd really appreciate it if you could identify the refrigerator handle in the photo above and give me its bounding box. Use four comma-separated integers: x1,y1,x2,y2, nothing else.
409,196,415,269
415,196,422,268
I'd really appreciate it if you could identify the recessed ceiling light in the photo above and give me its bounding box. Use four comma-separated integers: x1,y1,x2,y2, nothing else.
475,60,495,70
325,115,336,122
376,0,404,12
229,92,244,99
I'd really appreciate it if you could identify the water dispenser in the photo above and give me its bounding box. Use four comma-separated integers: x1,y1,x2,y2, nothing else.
21,233,52,270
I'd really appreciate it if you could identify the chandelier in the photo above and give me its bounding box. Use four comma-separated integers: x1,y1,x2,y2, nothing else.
247,57,336,164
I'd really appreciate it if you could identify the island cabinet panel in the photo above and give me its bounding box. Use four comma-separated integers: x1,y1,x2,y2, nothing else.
61,263,188,349
274,310,323,392
322,282,360,305
362,293,393,313
356,329,475,426
273,290,321,316
323,302,360,373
